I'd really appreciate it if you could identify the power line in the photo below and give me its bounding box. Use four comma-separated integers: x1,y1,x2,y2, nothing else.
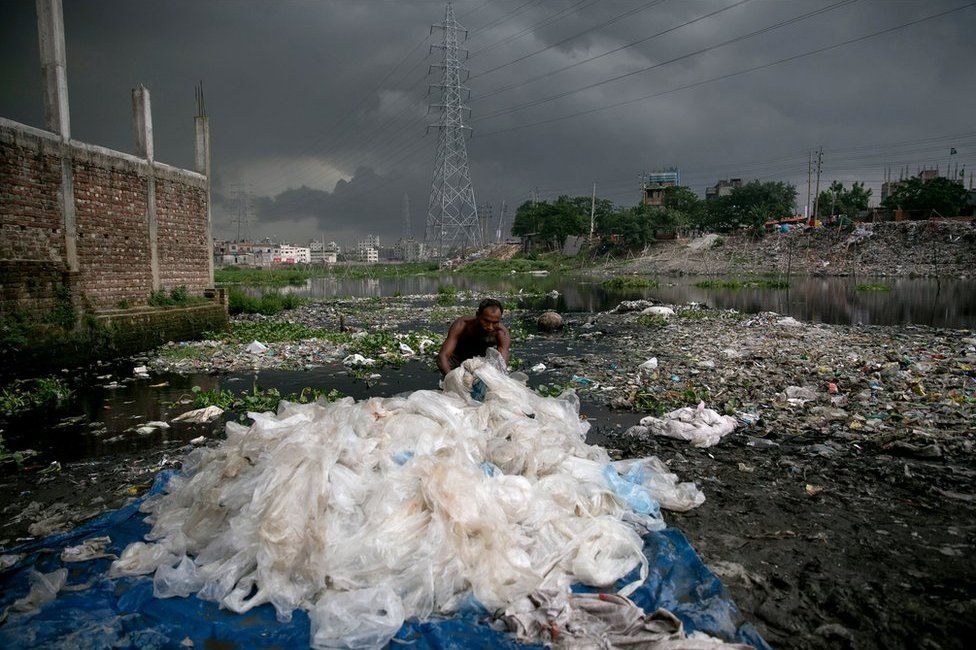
474,0,859,122
476,2,976,137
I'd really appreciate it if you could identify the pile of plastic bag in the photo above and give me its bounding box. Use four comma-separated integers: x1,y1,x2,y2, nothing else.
107,351,723,649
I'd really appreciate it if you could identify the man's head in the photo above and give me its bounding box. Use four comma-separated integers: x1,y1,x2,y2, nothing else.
476,298,504,333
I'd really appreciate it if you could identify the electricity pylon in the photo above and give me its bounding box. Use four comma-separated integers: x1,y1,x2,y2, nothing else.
425,1,480,257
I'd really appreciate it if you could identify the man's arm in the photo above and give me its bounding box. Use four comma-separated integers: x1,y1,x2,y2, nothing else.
496,325,511,365
437,319,464,376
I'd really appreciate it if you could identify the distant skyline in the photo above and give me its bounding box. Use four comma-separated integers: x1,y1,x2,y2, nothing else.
2,0,974,243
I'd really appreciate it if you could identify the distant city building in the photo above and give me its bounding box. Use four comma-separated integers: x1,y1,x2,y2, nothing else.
705,178,742,200
393,238,425,261
276,244,310,264
309,240,325,264
641,168,679,207
360,246,379,264
252,243,278,267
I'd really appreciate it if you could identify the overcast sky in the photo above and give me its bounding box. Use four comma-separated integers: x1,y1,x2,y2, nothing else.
2,0,974,245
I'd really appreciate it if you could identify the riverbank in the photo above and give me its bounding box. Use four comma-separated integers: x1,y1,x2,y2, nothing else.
622,221,976,278
1,294,973,649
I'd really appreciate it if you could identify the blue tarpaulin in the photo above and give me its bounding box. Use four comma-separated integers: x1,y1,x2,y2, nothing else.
0,472,769,649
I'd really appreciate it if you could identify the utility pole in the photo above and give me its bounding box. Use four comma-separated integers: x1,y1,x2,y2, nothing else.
424,1,479,257
495,200,507,243
589,182,597,238
811,147,823,224
806,151,812,221
401,192,411,240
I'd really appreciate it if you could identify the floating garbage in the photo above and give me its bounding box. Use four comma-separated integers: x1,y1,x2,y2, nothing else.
0,569,66,623
109,350,711,649
245,340,269,355
530,363,547,373
342,353,375,367
172,406,223,423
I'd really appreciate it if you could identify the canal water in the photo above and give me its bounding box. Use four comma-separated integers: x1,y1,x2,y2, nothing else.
255,274,976,329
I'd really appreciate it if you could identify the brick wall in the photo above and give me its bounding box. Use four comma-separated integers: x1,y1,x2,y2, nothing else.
0,136,65,264
72,157,154,306
0,119,212,311
156,176,210,292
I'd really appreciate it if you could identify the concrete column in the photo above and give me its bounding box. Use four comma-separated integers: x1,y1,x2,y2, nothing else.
133,85,160,290
195,115,214,287
131,85,153,161
36,0,70,139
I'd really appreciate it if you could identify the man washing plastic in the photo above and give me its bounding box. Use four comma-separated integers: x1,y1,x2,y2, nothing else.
437,298,511,400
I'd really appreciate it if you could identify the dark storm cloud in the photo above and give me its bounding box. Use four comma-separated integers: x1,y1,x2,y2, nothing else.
3,0,974,245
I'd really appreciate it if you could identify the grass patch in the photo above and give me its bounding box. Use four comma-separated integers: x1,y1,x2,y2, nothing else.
694,278,789,290
603,276,659,290
182,384,345,417
856,283,892,292
228,288,305,315
0,376,72,416
215,263,440,287
148,285,210,307
535,381,575,398
435,285,457,306
635,314,669,328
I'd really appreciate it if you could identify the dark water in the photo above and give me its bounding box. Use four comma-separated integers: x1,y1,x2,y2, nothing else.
255,274,976,328
2,352,623,462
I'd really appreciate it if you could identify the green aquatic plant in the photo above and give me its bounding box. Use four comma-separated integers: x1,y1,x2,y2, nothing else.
0,377,72,416
602,276,659,290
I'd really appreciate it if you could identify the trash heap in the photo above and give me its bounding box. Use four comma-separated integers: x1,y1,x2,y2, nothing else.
111,351,719,649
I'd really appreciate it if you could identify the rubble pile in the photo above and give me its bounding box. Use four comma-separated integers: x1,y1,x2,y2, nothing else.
624,221,976,278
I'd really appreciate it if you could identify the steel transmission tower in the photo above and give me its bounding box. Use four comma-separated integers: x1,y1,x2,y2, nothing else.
425,2,480,257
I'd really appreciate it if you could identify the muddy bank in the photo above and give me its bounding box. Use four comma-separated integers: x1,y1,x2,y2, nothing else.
2,294,974,649
622,221,976,278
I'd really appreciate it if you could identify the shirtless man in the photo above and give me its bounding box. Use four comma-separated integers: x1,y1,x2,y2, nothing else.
436,298,511,376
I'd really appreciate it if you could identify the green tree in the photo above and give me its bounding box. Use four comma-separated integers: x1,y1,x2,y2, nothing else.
595,205,654,249
706,180,797,233
816,181,872,221
662,186,705,228
881,176,967,217
511,196,587,250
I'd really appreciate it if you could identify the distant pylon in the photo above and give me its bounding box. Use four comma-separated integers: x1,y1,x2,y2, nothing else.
425,1,480,257
495,201,507,243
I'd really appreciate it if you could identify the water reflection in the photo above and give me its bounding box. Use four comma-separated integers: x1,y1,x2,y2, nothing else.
249,274,975,328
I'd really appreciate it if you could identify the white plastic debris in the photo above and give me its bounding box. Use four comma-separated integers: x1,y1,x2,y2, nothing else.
1,569,67,622
189,436,206,445
612,457,705,512
638,402,737,448
133,365,149,377
638,358,658,371
310,585,405,650
172,406,224,423
777,316,803,327
61,536,115,563
111,349,709,647
640,306,675,318
147,421,171,429
398,343,415,356
245,340,269,355
779,385,818,406
530,363,547,373
342,353,375,367
0,554,22,570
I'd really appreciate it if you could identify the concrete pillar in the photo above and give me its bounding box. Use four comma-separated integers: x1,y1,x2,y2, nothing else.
195,115,214,287
131,85,153,161
133,85,160,290
36,0,70,139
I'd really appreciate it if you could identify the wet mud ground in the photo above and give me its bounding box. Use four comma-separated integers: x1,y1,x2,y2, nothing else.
2,296,974,649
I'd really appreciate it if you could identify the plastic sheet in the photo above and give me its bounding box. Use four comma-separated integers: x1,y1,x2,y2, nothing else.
637,402,738,447
0,472,767,648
